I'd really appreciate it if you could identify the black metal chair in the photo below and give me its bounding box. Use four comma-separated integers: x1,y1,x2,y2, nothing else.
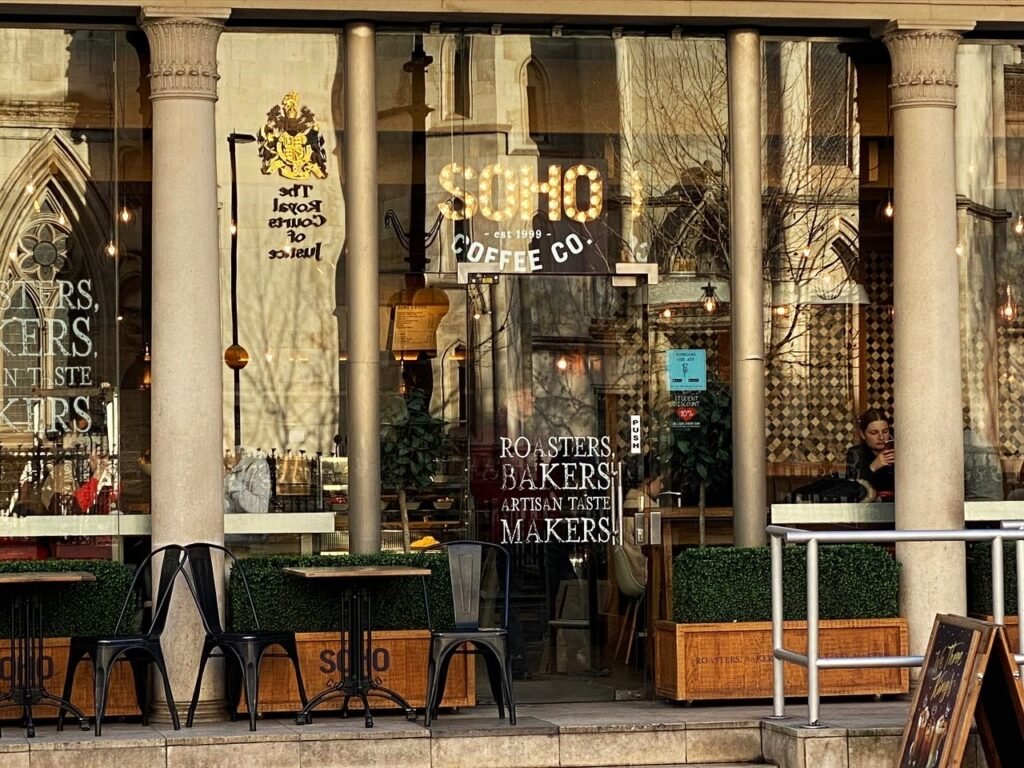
58,544,187,736
423,540,515,726
183,542,308,731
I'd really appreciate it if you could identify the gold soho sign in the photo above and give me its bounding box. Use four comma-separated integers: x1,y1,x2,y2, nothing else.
437,163,604,223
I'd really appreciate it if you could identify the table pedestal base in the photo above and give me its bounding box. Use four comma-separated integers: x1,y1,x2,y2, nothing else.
296,586,417,728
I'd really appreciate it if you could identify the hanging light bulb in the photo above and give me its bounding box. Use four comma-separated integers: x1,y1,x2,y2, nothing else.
700,283,720,314
119,205,132,224
883,198,894,219
1014,215,1024,236
105,240,117,258
229,220,237,236
661,307,672,319
773,304,790,318
555,355,569,372
1000,285,1018,324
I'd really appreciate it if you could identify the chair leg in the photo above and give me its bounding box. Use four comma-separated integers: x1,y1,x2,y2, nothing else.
242,646,261,732
281,636,309,709
128,655,151,725
481,648,505,720
424,644,438,727
186,640,215,728
92,648,118,737
151,645,180,730
57,646,87,731
502,646,517,726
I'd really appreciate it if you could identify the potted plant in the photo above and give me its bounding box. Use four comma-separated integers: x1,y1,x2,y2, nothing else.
380,388,449,553
660,379,731,546
654,544,909,701
228,552,475,713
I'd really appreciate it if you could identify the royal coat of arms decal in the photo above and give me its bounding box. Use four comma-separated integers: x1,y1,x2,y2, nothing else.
258,92,328,180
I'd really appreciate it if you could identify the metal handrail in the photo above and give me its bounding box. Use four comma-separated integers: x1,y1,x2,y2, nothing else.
767,522,1024,727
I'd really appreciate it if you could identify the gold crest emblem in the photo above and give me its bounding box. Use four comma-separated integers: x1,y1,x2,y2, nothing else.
258,92,328,180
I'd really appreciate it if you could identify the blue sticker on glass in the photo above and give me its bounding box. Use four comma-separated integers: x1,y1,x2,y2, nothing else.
667,349,707,392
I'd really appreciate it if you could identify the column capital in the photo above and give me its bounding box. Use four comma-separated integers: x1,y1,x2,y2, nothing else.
880,21,974,110
139,8,231,101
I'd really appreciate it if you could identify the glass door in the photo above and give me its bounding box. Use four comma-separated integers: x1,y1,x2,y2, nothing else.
466,273,651,700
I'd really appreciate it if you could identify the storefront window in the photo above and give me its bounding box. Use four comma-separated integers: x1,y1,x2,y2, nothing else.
378,30,728,695
0,29,148,558
761,40,883,503
956,44,1024,504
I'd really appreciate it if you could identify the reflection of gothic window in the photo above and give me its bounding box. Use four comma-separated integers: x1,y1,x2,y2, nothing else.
452,36,472,118
809,43,852,167
654,163,728,275
2,286,41,429
526,60,549,146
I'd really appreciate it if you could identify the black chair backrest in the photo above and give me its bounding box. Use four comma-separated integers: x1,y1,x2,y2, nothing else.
443,540,511,631
184,542,260,635
114,544,188,638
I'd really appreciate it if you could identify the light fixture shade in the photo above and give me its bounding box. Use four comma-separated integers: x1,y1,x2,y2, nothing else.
700,283,720,314
999,285,1018,324
225,343,250,370
121,344,152,390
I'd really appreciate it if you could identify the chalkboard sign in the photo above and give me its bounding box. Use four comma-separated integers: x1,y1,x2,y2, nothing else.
897,615,1024,768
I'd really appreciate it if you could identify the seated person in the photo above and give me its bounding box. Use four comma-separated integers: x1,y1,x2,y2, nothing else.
846,408,895,499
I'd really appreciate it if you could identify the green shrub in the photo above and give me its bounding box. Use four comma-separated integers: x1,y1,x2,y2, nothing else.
967,541,1018,616
0,559,136,637
228,552,454,632
672,544,900,623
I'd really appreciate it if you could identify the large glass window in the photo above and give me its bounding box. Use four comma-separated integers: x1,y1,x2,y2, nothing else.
956,44,1024,505
0,29,149,559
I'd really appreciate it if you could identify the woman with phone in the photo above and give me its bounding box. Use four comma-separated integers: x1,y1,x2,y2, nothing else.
845,408,895,498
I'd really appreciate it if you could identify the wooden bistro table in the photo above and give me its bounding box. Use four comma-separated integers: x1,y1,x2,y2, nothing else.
284,565,432,728
0,571,95,736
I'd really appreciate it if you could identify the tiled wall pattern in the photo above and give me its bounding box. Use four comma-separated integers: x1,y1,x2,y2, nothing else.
997,324,1024,454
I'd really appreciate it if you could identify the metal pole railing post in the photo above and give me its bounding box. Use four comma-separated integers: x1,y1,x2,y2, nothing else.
807,537,820,726
993,536,1005,626
771,532,785,718
1017,537,1024,679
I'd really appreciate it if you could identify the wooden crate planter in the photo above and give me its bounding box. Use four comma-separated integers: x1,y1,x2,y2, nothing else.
0,638,140,719
247,630,475,714
654,617,909,701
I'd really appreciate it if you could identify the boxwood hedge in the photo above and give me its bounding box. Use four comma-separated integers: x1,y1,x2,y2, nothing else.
0,558,135,637
672,544,900,623
228,552,455,632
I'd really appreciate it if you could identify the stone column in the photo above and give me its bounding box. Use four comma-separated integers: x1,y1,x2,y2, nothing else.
727,29,767,547
141,8,229,720
344,22,381,555
883,21,974,659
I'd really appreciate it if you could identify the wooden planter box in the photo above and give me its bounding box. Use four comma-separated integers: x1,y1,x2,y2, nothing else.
246,630,475,714
0,629,473,721
654,617,909,702
0,637,140,719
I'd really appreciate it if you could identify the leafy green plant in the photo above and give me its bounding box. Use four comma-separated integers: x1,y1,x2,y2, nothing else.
380,388,448,552
672,544,900,623
228,552,454,632
660,379,731,546
0,559,135,637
